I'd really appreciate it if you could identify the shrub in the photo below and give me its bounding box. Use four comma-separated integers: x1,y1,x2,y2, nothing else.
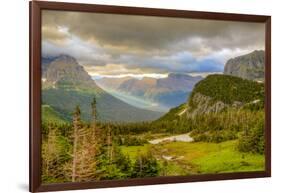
237,121,265,154
131,150,160,178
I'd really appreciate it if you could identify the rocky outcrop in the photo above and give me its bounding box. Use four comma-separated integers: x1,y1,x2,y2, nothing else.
224,50,265,80
186,93,243,118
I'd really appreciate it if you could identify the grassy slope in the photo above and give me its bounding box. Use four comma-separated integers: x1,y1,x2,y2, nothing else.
160,141,264,173
42,105,67,124
42,88,163,123
121,140,264,175
120,145,150,161
157,103,186,122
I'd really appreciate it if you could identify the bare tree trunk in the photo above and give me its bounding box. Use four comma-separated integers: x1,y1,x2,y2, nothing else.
72,106,81,182
72,122,78,182
110,144,113,163
45,127,51,177
107,126,113,162
91,97,97,140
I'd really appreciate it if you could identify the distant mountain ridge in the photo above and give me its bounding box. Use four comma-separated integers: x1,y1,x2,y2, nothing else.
96,73,202,109
95,76,131,90
224,50,265,80
42,55,163,122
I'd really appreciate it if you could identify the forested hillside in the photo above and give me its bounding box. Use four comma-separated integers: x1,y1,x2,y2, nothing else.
156,74,265,153
188,74,264,113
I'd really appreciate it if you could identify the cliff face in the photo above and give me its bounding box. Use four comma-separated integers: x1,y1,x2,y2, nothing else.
224,50,265,81
44,55,99,89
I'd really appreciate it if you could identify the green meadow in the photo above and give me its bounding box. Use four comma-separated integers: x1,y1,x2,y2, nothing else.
121,140,264,176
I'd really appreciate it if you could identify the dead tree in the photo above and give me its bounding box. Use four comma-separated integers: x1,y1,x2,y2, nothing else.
71,106,81,182
67,99,102,182
106,125,113,162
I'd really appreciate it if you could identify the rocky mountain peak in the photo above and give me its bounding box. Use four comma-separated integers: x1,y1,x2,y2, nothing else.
43,54,99,89
224,50,265,80
53,54,78,64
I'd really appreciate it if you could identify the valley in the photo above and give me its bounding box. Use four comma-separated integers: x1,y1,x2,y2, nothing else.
95,87,168,112
95,73,202,111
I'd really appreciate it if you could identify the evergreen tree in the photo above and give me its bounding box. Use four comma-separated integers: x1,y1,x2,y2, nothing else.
131,150,159,178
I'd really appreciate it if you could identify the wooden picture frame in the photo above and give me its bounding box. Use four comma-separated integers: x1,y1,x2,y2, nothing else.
30,1,271,192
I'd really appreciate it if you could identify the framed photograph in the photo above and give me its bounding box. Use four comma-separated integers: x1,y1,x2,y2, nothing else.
30,1,271,192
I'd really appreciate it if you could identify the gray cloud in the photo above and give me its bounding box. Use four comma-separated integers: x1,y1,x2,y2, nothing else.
42,10,264,55
42,10,265,75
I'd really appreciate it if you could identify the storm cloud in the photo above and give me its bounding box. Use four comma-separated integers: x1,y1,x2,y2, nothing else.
42,10,265,77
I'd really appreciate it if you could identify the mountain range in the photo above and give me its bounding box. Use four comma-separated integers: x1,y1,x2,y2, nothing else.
96,73,202,110
41,55,163,122
41,50,264,123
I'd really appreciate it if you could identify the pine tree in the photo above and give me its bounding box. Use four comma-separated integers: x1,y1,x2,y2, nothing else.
91,97,98,138
131,149,159,178
91,97,102,154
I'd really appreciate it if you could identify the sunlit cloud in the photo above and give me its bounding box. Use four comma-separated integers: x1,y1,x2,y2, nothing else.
91,73,168,80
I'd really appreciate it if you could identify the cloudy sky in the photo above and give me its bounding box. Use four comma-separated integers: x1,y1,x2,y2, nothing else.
42,10,265,79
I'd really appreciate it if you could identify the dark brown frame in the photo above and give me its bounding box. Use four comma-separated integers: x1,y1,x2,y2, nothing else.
30,1,271,192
